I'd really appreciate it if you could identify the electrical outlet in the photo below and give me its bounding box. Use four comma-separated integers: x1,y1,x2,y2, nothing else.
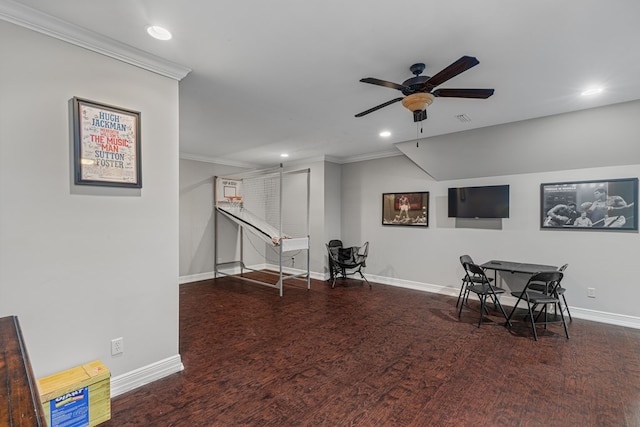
587,288,596,298
111,337,124,355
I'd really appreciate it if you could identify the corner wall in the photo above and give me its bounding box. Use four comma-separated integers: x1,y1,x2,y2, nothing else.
179,159,341,283
179,158,249,280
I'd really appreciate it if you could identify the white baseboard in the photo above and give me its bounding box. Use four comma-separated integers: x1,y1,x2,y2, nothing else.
360,273,640,330
178,271,215,284
110,355,184,398
179,270,640,330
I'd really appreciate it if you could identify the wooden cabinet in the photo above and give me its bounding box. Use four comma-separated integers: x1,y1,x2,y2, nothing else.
0,315,46,426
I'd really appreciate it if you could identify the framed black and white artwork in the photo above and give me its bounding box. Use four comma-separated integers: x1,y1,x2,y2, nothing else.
540,178,638,231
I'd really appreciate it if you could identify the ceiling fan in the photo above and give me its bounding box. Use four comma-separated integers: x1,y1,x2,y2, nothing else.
355,56,494,122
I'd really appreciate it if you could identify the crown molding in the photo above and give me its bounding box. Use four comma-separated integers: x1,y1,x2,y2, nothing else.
338,148,403,164
0,0,191,80
179,152,259,169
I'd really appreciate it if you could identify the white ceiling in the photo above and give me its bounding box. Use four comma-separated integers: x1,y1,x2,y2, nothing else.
4,0,640,169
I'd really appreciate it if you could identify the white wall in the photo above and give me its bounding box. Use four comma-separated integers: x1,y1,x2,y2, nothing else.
179,158,248,280
323,161,342,254
178,159,343,284
398,100,640,180
0,21,181,382
341,155,640,325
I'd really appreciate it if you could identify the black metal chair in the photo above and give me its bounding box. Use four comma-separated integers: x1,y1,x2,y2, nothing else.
458,262,509,327
528,264,571,321
506,271,569,341
327,239,344,281
326,241,370,289
456,255,494,308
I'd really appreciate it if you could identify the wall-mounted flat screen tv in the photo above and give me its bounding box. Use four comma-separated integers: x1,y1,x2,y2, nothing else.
448,185,510,218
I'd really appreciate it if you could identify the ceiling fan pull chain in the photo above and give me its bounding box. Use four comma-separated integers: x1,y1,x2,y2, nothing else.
416,119,425,147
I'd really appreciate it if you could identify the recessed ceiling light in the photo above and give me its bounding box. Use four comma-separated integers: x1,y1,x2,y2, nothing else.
581,87,603,96
379,131,391,137
280,153,289,158
147,26,172,41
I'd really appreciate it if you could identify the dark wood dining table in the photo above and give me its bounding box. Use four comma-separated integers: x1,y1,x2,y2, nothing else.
480,260,558,276
480,260,559,290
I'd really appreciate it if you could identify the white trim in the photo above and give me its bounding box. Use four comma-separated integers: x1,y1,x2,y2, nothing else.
339,149,403,164
178,151,404,167
179,152,258,169
0,0,191,80
179,271,216,284
110,355,184,398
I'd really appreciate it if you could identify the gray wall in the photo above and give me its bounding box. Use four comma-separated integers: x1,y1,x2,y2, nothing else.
0,21,180,380
178,104,640,326
341,155,640,322
179,159,334,280
323,161,342,269
398,100,640,180
179,159,248,279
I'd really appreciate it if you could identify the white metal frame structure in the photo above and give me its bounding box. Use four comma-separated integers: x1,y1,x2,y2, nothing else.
214,164,311,296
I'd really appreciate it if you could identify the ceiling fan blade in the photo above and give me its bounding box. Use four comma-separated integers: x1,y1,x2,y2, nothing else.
432,88,494,99
360,78,408,92
422,56,480,90
355,97,404,117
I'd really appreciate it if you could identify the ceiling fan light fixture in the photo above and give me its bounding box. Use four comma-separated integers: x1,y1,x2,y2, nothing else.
402,93,434,112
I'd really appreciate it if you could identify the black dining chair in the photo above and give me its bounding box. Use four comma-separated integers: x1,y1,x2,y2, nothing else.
506,271,569,341
456,255,494,308
528,264,571,321
458,262,509,327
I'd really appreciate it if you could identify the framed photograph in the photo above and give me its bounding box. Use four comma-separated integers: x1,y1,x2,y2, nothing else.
540,178,638,231
73,97,141,188
382,192,429,226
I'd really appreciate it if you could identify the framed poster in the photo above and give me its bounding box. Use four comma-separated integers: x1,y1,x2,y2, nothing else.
382,192,429,226
73,97,141,188
540,178,638,231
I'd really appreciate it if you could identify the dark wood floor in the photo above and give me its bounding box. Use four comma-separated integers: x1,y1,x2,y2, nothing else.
102,272,640,426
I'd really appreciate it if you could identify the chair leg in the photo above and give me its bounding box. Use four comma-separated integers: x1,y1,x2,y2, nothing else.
460,286,473,310
487,292,501,312
493,295,511,328
457,290,466,319
506,294,525,328
531,302,569,340
456,280,467,308
459,291,493,326
562,294,572,321
358,271,371,288
559,303,570,339
477,295,487,328
458,288,469,319
526,300,538,341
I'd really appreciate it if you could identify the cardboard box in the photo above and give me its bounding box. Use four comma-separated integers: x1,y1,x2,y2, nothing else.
37,360,111,427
